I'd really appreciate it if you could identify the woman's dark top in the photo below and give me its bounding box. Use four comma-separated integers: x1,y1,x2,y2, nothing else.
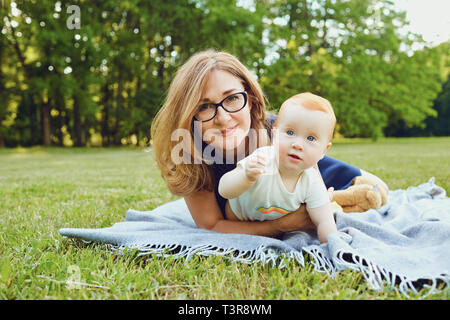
209,113,361,216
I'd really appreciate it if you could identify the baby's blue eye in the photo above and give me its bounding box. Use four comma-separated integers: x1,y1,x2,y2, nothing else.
307,136,315,142
286,130,294,136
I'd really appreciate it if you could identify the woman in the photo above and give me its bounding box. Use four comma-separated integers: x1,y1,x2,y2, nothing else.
151,49,387,237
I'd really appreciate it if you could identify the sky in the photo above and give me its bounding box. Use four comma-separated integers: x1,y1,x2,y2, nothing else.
393,0,450,46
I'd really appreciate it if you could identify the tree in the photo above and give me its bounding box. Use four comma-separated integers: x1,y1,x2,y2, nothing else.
0,2,12,147
261,0,443,139
0,0,446,147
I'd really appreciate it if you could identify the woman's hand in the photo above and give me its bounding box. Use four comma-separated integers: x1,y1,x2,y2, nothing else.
273,204,316,233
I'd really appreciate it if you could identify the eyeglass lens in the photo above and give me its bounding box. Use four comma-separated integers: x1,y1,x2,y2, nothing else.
195,92,246,121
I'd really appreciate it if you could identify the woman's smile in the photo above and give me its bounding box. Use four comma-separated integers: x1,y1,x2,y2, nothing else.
219,125,238,136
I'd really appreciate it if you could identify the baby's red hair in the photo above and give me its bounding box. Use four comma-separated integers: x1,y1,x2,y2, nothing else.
276,92,336,140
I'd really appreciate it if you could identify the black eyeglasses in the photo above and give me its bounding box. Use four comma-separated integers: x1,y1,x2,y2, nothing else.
194,91,248,122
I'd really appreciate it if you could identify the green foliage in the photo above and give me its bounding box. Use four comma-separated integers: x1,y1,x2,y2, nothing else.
384,41,450,136
260,0,445,139
426,77,450,136
0,0,447,146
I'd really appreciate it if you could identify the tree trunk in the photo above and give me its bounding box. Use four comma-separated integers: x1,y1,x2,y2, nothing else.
41,99,51,146
0,43,5,147
113,75,124,146
299,0,314,57
73,92,83,147
55,92,65,146
100,82,111,146
0,110,5,146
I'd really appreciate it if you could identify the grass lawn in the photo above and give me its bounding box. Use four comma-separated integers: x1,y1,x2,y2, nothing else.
0,137,449,300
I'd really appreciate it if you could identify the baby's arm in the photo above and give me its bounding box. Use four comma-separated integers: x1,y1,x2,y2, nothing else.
307,202,337,244
218,154,266,199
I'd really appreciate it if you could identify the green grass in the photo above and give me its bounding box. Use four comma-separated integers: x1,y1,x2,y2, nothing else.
0,137,449,300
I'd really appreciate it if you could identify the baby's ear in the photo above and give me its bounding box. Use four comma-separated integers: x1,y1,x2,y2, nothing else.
320,142,332,159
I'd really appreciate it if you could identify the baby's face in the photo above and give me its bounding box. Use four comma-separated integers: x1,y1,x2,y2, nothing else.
273,102,332,174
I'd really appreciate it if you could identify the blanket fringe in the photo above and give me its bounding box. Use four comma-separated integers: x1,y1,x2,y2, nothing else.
333,250,450,298
107,242,306,268
70,239,448,298
302,246,337,276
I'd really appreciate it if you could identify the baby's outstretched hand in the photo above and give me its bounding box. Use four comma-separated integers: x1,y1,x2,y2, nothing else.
244,154,266,182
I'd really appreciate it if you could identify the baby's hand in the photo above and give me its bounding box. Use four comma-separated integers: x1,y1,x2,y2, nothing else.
244,154,266,182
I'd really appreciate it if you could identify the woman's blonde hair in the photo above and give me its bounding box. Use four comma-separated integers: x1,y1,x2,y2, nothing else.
151,49,270,196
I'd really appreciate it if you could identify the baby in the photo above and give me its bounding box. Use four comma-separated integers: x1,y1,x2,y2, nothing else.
218,92,338,243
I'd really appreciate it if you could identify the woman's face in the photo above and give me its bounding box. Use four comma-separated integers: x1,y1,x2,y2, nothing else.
197,69,252,153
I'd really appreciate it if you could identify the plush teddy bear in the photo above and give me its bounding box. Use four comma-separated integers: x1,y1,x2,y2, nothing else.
332,176,388,213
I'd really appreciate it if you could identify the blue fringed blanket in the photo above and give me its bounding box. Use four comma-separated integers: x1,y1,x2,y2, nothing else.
59,178,450,296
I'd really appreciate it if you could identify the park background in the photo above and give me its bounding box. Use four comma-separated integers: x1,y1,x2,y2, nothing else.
0,0,449,148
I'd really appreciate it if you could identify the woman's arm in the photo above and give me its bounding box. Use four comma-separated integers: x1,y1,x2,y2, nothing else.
185,190,315,237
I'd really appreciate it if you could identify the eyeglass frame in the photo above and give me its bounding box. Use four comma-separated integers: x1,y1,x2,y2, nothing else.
193,91,248,122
